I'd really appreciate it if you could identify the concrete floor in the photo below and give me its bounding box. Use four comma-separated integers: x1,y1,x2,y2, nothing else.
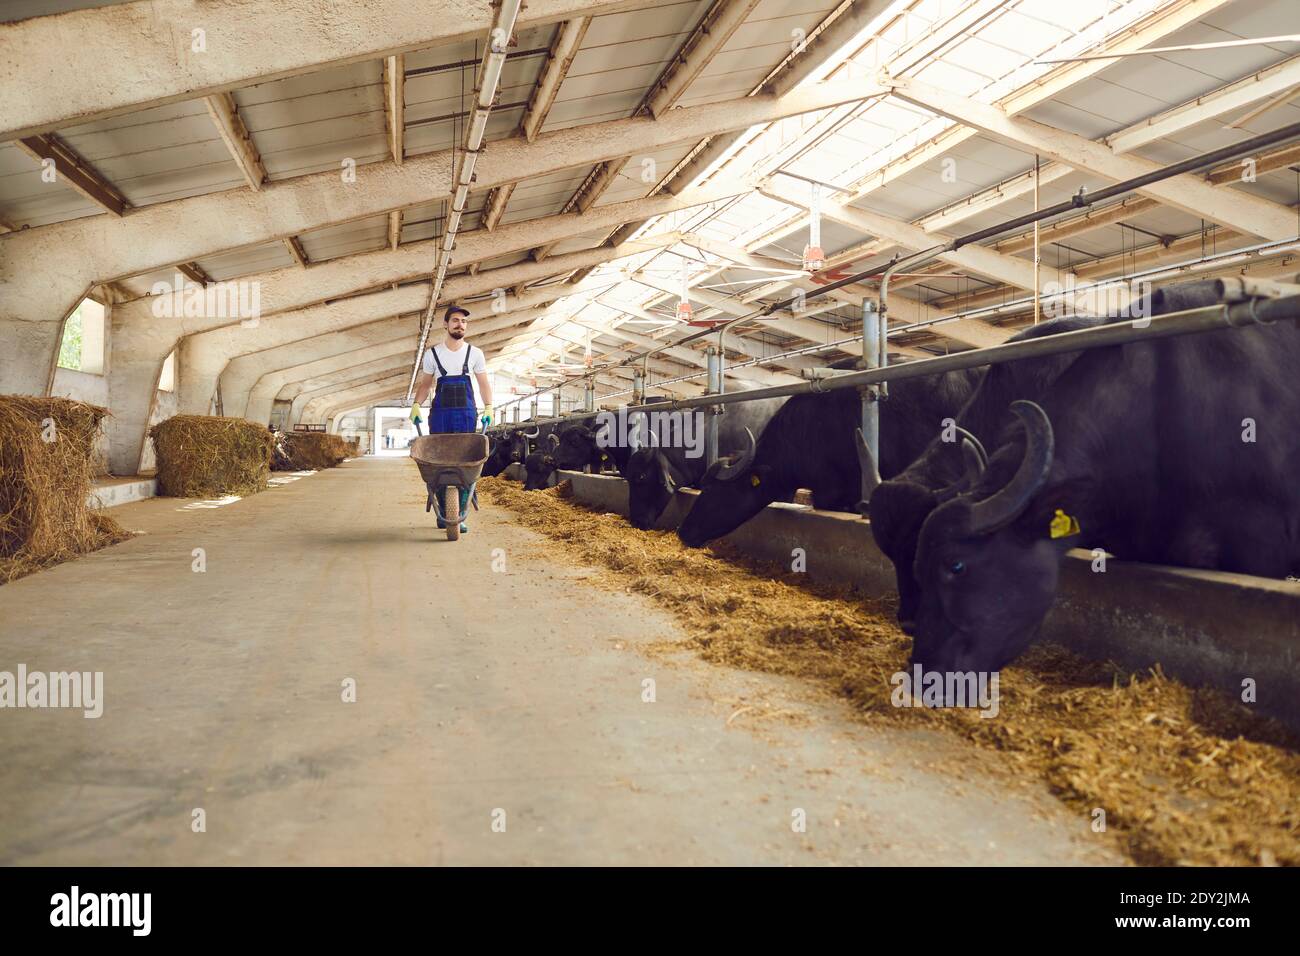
0,457,1119,865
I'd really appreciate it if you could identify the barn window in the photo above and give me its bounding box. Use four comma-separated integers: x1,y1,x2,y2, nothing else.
56,297,106,374
158,350,176,392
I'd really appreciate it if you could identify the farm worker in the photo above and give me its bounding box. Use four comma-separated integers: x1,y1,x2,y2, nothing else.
413,304,494,533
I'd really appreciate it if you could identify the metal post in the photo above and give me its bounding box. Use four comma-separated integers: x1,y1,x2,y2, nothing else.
632,367,645,406
584,378,595,412
705,345,720,467
858,298,883,513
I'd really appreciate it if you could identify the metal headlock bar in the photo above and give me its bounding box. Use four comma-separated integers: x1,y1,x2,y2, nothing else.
491,117,1300,507
493,287,1300,427
496,116,1300,422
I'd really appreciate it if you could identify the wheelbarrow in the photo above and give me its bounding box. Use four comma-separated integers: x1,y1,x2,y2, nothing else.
409,432,489,541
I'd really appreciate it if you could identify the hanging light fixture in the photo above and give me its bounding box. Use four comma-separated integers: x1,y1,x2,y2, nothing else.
675,259,694,323
803,182,825,273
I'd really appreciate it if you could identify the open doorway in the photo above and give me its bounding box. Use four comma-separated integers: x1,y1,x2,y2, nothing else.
373,406,418,456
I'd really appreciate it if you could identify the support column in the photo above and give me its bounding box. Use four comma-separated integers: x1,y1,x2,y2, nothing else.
857,298,885,513
705,345,720,467
0,261,87,395
104,314,175,476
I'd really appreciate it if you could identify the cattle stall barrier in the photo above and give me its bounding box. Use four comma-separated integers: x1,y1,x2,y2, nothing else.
559,470,1300,732
493,117,1300,444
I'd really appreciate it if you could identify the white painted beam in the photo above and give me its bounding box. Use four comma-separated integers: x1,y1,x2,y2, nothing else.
888,75,1297,241
1107,54,1300,154
757,180,1072,294
383,54,405,166
203,92,266,190
481,16,590,231
0,0,660,142
4,82,870,395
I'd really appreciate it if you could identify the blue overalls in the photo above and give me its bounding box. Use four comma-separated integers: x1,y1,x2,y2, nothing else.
427,345,477,528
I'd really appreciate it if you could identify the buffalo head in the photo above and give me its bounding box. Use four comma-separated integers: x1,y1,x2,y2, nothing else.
908,401,1071,673
867,427,988,633
624,446,684,530
677,428,772,548
555,425,597,471
523,450,557,491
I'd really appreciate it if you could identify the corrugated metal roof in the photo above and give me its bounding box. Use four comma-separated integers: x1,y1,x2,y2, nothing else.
3,0,1297,389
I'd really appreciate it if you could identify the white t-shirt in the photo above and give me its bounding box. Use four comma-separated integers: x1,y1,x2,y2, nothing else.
422,341,486,381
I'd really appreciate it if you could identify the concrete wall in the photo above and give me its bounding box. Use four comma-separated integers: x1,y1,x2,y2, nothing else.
561,472,1300,730
50,366,110,474
139,388,179,473
337,413,371,454
51,363,176,477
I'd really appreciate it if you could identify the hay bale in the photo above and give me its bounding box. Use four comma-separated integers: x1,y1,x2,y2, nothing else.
0,395,129,583
274,432,349,471
324,434,351,463
150,415,273,497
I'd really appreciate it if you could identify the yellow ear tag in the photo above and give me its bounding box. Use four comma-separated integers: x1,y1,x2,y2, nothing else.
750,475,761,487
601,454,608,461
1049,509,1080,539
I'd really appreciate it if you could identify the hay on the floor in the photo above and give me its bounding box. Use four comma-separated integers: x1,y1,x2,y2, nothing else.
150,415,273,497
273,432,350,471
480,476,1300,867
0,395,129,583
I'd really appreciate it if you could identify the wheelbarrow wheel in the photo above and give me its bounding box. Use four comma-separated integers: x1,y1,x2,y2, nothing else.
444,485,460,541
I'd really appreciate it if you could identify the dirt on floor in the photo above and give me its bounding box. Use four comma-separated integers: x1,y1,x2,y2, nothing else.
480,476,1300,867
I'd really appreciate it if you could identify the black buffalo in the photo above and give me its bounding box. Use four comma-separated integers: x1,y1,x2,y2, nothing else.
867,314,1106,633
517,421,566,490
482,428,522,477
623,396,787,530
676,369,980,548
897,281,1300,673
554,421,628,474
523,448,558,490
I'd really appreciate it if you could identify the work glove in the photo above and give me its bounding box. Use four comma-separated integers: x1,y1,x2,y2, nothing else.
410,402,422,424
480,410,493,429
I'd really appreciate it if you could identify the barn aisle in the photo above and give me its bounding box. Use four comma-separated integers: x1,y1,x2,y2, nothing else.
0,457,1117,865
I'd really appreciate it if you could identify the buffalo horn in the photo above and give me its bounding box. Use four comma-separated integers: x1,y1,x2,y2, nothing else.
855,428,882,499
657,452,678,491
968,401,1054,535
714,428,757,482
959,437,986,485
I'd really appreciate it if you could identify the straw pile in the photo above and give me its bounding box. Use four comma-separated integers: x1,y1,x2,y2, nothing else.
0,395,129,584
480,476,1300,867
273,432,351,471
150,415,273,497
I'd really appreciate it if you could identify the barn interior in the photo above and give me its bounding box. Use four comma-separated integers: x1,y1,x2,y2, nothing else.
1,0,1299,868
